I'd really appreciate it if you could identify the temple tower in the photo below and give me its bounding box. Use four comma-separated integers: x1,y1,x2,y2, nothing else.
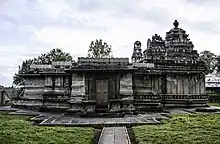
131,41,143,63
165,20,198,63
143,34,165,61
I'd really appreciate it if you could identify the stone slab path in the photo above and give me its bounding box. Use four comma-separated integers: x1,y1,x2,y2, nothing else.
37,115,162,126
37,113,165,127
98,127,131,144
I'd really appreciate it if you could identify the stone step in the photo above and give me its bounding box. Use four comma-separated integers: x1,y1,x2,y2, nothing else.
97,112,124,118
96,108,109,113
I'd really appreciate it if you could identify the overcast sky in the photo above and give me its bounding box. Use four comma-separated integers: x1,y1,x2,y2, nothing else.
1,0,220,86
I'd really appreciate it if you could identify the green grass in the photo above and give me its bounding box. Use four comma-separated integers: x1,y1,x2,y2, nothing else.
133,114,220,144
0,112,94,144
208,102,220,107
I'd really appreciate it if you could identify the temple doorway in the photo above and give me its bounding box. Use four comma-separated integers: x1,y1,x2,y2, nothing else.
96,79,109,109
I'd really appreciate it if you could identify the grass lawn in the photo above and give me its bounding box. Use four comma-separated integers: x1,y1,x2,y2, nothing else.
208,102,220,107
0,111,94,144
133,114,220,144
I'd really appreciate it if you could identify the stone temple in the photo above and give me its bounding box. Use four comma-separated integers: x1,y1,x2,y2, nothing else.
13,20,208,116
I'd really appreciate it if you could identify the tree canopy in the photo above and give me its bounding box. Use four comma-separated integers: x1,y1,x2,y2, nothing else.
88,39,113,58
199,50,217,74
13,48,73,85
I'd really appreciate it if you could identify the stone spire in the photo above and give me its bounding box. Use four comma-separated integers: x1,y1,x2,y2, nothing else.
143,34,165,61
173,20,179,28
165,20,198,63
132,41,143,63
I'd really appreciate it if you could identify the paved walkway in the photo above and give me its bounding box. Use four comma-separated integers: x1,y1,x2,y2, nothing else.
37,113,163,127
98,127,131,144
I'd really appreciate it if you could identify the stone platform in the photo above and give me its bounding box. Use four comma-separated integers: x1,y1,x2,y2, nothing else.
0,106,167,127
35,113,165,127
1,106,219,127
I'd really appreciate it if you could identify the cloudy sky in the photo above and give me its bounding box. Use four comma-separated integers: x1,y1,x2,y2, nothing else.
1,0,220,86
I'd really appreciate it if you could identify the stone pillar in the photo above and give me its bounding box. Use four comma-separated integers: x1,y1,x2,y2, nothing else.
172,76,177,94
196,76,200,94
45,76,52,86
177,77,183,94
68,73,85,112
183,76,189,94
188,76,192,94
119,73,135,113
166,75,172,94
193,76,197,94
200,78,205,95
55,76,59,86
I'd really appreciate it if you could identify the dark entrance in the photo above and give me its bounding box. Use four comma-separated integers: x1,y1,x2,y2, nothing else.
85,73,120,111
96,78,109,109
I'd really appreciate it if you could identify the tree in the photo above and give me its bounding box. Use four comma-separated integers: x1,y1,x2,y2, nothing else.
215,55,220,73
88,39,113,58
13,48,73,85
199,50,217,74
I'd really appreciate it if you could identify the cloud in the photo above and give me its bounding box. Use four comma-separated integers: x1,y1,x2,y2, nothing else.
0,0,220,86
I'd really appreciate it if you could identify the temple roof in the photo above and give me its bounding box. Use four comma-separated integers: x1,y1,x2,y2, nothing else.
165,20,194,49
142,20,202,66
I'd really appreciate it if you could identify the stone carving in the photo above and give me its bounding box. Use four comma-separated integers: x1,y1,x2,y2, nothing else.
134,41,141,48
132,41,143,62
120,74,133,95
152,34,163,43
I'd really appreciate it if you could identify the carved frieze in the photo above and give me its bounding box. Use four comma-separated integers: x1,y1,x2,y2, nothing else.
120,73,133,95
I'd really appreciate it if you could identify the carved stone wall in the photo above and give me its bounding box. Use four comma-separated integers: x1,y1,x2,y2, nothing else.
166,75,204,95
133,74,162,111
55,76,61,86
119,73,133,96
119,73,135,112
71,73,85,97
164,73,207,107
151,75,163,94
45,76,52,87
67,73,85,112
22,77,45,108
54,76,69,92
133,75,152,95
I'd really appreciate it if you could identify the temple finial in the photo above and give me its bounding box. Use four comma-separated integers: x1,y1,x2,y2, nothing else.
173,20,179,28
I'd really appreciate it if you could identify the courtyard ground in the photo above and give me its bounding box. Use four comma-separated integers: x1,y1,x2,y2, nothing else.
133,114,220,144
0,111,94,144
